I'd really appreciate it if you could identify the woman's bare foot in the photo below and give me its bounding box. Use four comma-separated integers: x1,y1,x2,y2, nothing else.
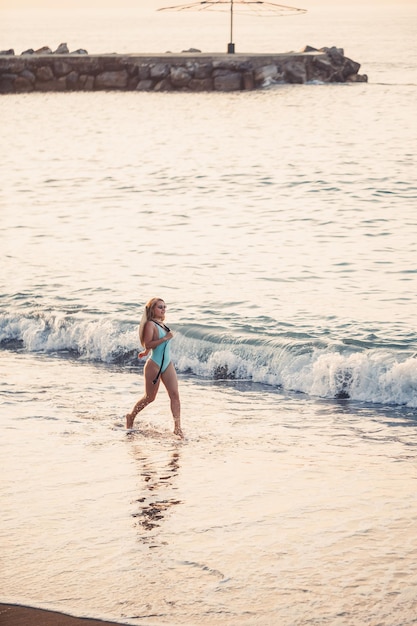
174,422,184,438
126,413,135,429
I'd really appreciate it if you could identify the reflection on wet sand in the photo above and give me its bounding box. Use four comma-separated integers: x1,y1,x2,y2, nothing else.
130,445,182,541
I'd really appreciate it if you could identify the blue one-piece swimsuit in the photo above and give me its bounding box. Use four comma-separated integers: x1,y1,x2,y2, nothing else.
150,322,171,372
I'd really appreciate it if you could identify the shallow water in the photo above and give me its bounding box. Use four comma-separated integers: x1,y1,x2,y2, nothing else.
1,3,417,624
2,352,417,624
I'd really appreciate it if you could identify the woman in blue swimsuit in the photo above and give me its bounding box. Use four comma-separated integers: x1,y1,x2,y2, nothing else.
126,297,183,438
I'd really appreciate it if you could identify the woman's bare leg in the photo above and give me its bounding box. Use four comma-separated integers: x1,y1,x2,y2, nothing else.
161,363,183,437
126,360,160,429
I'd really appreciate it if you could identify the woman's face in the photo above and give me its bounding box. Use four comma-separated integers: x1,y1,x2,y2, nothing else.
153,300,166,321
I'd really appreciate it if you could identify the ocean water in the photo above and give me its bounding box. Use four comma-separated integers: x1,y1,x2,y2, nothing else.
1,3,417,625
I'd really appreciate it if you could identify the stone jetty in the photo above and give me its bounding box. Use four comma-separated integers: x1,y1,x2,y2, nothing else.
0,44,367,94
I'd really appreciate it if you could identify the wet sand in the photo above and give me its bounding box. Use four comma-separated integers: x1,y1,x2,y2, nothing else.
0,604,128,626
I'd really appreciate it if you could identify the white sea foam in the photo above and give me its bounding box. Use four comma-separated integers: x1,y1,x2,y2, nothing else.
3,311,416,407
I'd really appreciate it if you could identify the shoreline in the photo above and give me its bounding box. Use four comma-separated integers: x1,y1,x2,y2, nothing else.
0,604,130,626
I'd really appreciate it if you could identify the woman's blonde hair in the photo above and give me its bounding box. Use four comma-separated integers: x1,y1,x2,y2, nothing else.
139,297,164,346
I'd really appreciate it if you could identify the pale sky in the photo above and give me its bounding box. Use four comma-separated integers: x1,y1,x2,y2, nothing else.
2,0,414,8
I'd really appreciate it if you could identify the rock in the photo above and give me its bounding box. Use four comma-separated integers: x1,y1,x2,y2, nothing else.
66,71,79,89
138,65,150,80
35,46,53,55
20,69,36,83
170,66,191,87
214,71,242,91
302,45,318,52
311,55,334,80
150,63,170,80
54,43,69,54
254,64,278,85
242,71,254,90
284,61,307,84
347,73,368,83
194,62,213,79
188,77,213,91
0,74,17,93
14,76,33,92
53,61,72,76
36,77,67,91
127,76,138,89
0,47,367,92
136,79,153,90
36,65,54,81
154,78,173,91
0,49,15,55
342,57,361,79
79,75,95,90
21,49,35,55
95,70,128,89
322,46,345,65
181,48,201,53
70,49,88,55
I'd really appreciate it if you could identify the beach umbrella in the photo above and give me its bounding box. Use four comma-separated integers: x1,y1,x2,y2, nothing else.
157,0,307,54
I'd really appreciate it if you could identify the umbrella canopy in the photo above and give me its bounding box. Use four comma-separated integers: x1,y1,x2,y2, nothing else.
158,0,307,53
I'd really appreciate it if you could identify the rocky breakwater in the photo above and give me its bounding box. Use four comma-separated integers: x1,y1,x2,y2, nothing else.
0,44,367,94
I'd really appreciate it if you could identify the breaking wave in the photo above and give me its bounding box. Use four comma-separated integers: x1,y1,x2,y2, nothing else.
1,308,416,409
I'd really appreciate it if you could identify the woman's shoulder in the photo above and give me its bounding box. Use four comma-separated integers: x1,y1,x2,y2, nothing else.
142,320,157,334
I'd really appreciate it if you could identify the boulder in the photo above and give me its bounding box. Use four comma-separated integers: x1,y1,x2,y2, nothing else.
182,48,201,53
79,75,95,90
36,77,67,91
188,77,213,91
21,49,35,55
53,60,72,76
35,46,53,55
0,74,17,93
254,64,278,85
150,63,170,80
54,43,69,54
136,79,154,91
20,69,36,83
95,70,128,89
70,49,88,55
214,71,242,91
342,57,361,79
66,71,79,89
321,46,345,65
242,71,254,90
194,62,213,79
347,73,368,83
154,78,173,91
311,55,334,80
36,65,54,81
138,65,150,80
170,66,191,87
127,76,138,89
0,49,15,55
284,61,307,84
14,76,34,92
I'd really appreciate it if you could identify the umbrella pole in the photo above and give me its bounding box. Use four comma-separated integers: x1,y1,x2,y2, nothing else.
227,0,235,54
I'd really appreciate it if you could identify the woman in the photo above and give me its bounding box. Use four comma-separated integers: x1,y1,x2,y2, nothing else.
126,297,183,438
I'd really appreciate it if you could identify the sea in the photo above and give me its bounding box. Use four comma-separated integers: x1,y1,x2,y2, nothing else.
1,2,417,625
